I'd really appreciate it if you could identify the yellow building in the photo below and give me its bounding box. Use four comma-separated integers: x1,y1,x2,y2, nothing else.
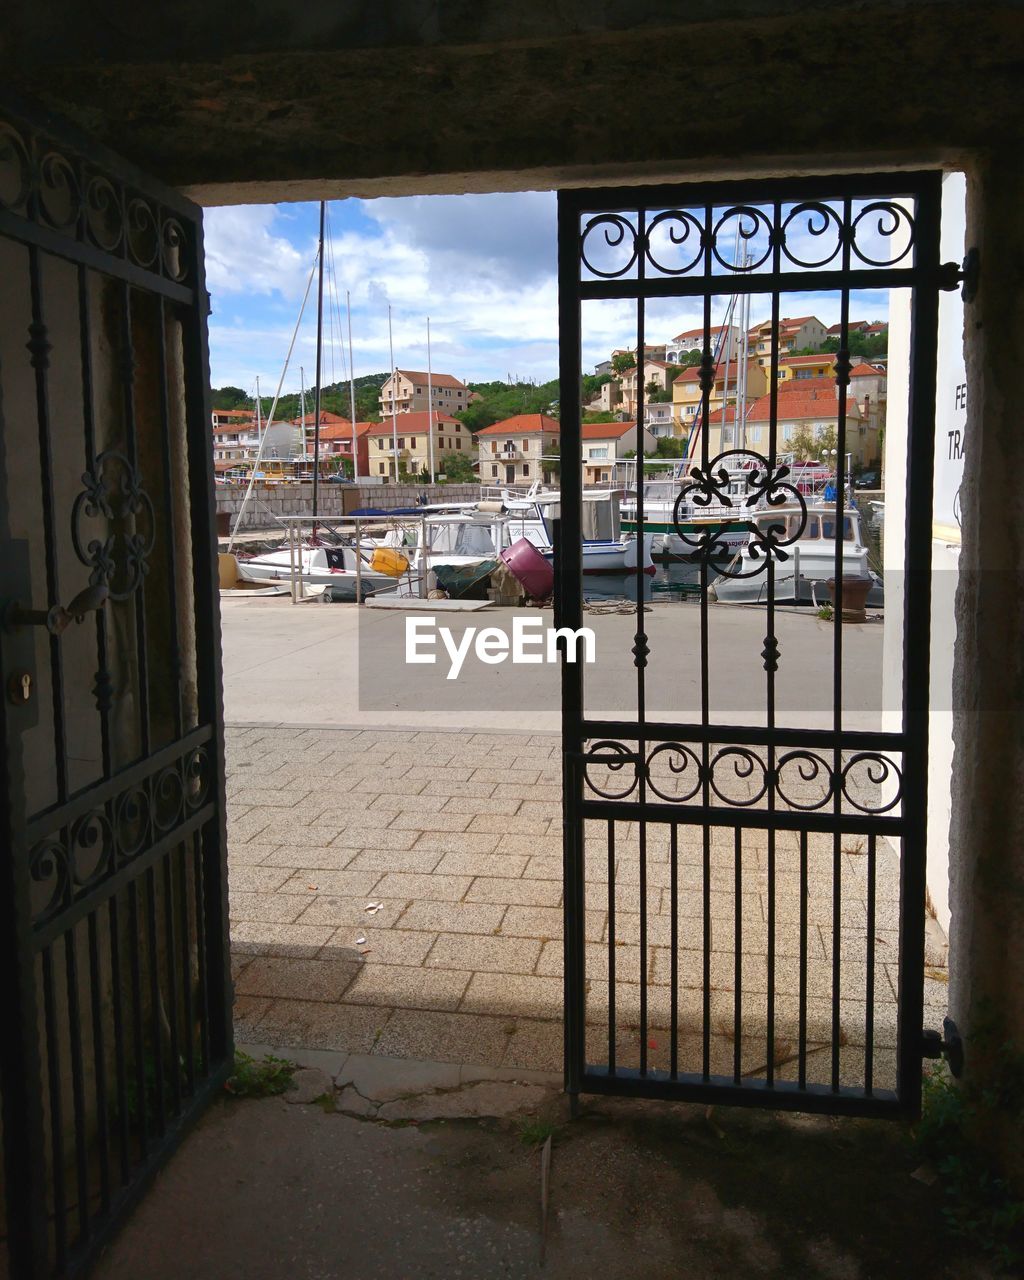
672,359,769,433
366,410,470,479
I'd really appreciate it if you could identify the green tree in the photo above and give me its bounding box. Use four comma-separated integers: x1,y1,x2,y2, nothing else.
583,410,618,424
647,388,672,403
542,442,560,480
438,451,476,482
655,436,686,458
582,372,614,401
788,424,838,461
211,385,249,410
611,352,636,374
680,348,703,367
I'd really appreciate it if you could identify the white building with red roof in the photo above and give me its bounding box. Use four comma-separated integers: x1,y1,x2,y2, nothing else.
476,413,560,487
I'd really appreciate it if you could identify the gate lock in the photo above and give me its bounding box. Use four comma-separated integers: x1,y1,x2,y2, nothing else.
922,1016,964,1077
1,584,108,637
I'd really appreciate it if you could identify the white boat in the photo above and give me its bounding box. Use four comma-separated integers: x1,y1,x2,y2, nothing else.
710,503,883,606
235,542,405,589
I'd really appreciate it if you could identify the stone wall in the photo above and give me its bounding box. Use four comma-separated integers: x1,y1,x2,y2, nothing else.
218,482,482,531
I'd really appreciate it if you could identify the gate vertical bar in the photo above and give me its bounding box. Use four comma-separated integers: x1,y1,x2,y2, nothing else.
557,192,586,1103
897,174,942,1117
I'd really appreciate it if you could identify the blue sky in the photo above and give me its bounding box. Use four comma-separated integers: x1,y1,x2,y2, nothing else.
203,194,891,395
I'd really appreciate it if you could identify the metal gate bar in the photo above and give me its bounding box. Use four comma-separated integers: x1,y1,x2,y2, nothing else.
558,172,946,1120
0,99,232,1278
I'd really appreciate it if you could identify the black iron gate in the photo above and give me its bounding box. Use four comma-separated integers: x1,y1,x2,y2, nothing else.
558,174,951,1119
0,101,232,1276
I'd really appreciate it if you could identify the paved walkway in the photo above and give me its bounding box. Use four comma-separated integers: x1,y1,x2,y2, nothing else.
227,725,948,1086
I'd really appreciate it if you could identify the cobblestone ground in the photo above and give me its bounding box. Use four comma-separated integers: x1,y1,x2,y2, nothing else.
227,725,948,1084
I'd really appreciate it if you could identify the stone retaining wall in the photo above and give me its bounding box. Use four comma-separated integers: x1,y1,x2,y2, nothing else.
217,483,483,531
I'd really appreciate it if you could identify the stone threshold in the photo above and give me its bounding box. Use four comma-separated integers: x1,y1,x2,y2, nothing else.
236,1041,561,1122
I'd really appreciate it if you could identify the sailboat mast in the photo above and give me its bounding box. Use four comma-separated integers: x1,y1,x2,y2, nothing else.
347,290,358,483
300,366,306,472
312,200,326,522
427,316,435,484
388,304,399,481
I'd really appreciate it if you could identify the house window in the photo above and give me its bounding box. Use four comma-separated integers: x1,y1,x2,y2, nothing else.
782,424,794,441
590,446,609,459
491,442,498,454
748,426,762,444
505,440,514,453
379,462,386,474
410,438,416,449
397,438,404,449
492,465,498,476
522,463,530,476
521,439,528,451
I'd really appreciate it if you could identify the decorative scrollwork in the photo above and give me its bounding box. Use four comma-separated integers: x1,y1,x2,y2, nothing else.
127,196,160,268
580,213,640,279
840,753,903,814
84,172,123,253
38,150,80,231
710,205,774,272
30,837,72,925
644,209,706,276
849,201,915,267
583,740,639,800
71,450,156,600
645,742,703,803
780,201,845,269
578,193,918,280
0,122,32,212
582,738,903,819
0,112,194,284
28,738,218,929
775,750,835,811
671,449,807,578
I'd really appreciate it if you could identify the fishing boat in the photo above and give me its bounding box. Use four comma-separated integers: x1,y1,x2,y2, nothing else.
710,503,884,607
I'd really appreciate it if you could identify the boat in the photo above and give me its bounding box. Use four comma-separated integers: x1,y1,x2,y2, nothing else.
235,541,405,589
710,502,884,607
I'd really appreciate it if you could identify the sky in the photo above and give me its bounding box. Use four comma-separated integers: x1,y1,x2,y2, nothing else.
203,193,892,397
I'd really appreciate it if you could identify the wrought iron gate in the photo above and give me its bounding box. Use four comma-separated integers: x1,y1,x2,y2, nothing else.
0,101,232,1276
557,174,949,1119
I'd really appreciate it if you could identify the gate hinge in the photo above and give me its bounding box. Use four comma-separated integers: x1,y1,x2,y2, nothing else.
922,1016,964,1078
938,249,979,303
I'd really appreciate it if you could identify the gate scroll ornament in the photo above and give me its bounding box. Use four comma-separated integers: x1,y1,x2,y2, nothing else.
71,450,155,600
671,449,808,577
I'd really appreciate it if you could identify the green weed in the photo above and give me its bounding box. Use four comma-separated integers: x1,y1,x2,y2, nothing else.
224,1050,296,1098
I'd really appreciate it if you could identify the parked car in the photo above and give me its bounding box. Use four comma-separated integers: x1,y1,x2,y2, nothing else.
854,471,879,489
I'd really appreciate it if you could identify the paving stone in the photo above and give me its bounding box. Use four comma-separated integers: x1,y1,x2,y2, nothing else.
294,894,405,929
413,831,503,855
465,876,561,907
500,904,565,939
421,779,497,798
397,900,505,935
434,852,529,879
346,848,445,874
225,841,275,866
235,955,362,1002
226,811,272,842
390,810,473,832
493,783,562,803
341,964,470,1012
500,834,563,856
425,933,542,975
461,971,562,1020
500,1018,563,1072
469,813,550,834
328,928,437,967
329,827,420,851
280,868,389,898
443,795,523,816
227,865,295,896
368,791,451,813
230,786,317,810
522,856,563,881
233,995,273,1040
229,892,308,925
373,1009,511,1067
256,999,392,1054
372,872,472,902
239,814,339,846
336,1052,461,1101
231,921,336,958
258,846,360,871
470,767,542,785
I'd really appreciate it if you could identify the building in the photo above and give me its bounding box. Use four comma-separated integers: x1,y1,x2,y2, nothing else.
778,353,837,382
744,378,878,467
211,408,259,471
747,315,828,366
581,421,657,484
848,361,888,443
672,359,769,430
476,413,560,486
618,359,677,417
306,419,374,477
665,323,740,364
379,369,471,416
366,410,468,479
643,401,676,437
